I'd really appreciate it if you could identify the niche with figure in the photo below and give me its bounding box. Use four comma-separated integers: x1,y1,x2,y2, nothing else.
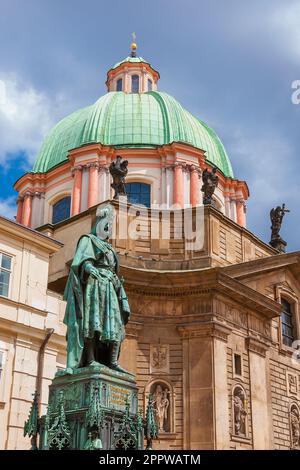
290,403,300,449
233,385,248,437
147,380,173,434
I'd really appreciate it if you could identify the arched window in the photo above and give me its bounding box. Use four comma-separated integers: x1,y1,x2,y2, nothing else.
125,182,150,207
281,298,295,347
131,75,139,93
148,79,153,92
52,196,71,224
116,78,122,92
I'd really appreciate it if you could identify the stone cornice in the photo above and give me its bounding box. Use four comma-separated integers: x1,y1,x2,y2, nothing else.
0,295,49,317
177,321,232,341
216,272,281,319
246,335,271,357
165,162,202,175
121,267,281,319
125,321,143,338
0,215,63,253
125,285,212,298
0,316,66,350
223,251,300,280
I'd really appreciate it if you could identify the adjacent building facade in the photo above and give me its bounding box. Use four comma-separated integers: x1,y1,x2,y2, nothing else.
1,43,300,449
0,216,66,449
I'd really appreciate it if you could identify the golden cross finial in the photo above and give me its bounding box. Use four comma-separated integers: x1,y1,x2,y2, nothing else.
131,32,137,56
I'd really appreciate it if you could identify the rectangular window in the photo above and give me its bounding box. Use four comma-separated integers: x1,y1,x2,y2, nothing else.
116,78,123,92
131,75,139,93
281,299,295,347
0,253,12,297
234,354,242,376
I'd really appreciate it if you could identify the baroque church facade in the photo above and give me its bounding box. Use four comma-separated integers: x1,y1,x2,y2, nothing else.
0,42,300,449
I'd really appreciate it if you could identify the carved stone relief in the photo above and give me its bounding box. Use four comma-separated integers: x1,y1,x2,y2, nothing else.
150,344,169,374
287,372,299,398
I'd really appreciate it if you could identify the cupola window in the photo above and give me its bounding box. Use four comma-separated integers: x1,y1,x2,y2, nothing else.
116,78,123,92
148,79,153,92
131,75,139,93
52,196,71,224
125,182,150,207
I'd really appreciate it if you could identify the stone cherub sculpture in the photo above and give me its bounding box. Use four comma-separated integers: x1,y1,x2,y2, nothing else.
201,167,219,205
269,203,290,252
63,204,131,374
109,155,129,199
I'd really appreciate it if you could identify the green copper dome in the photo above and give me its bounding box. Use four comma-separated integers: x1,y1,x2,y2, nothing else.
111,56,150,70
32,91,234,177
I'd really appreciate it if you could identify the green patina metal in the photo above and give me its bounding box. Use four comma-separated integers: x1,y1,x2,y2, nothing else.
144,394,159,450
47,390,71,450
84,384,104,450
113,400,139,450
24,391,39,450
33,91,234,177
26,364,144,450
23,205,152,450
63,206,130,371
110,55,151,70
85,384,104,431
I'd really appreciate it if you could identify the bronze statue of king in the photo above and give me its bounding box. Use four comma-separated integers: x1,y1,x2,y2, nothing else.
63,204,130,373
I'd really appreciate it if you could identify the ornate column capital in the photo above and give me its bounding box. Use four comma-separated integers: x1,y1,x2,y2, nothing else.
189,164,201,176
98,165,109,174
33,191,45,199
181,162,190,173
71,165,83,176
165,164,175,171
86,161,99,170
236,199,247,211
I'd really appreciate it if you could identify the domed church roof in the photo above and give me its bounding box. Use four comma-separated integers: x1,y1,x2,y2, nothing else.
32,90,234,177
111,55,150,69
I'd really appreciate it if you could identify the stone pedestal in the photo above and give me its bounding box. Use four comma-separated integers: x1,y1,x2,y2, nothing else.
270,237,287,253
39,364,142,450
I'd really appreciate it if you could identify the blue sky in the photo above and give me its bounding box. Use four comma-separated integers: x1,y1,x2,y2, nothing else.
0,0,300,250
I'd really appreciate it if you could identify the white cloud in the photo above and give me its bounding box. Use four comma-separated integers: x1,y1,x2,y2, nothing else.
269,2,300,62
0,74,66,167
0,195,16,220
229,130,293,203
225,127,299,248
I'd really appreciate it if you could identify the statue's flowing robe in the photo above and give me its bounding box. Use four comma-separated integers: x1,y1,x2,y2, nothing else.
63,234,130,368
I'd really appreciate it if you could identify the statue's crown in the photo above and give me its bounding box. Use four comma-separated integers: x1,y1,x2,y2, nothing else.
96,204,114,222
